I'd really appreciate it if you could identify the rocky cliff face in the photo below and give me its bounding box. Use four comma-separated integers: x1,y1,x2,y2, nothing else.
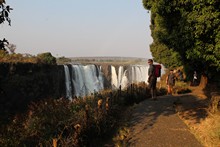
98,64,112,88
0,63,65,118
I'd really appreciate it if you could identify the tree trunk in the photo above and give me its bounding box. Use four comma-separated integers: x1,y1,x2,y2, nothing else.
199,74,208,89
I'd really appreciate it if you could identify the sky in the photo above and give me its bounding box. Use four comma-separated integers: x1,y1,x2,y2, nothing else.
1,0,153,58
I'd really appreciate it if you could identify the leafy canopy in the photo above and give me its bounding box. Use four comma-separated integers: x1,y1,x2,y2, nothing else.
37,52,57,65
143,0,220,75
0,0,13,53
0,0,12,25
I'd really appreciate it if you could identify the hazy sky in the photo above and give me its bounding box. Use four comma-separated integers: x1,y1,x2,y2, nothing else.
1,0,153,58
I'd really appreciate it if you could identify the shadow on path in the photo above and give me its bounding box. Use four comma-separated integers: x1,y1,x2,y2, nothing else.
126,94,204,147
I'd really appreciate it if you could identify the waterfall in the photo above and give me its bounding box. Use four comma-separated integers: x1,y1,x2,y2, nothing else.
111,65,118,89
64,64,150,98
118,66,124,87
131,65,148,84
71,65,85,97
64,64,104,98
110,65,148,90
64,65,72,100
120,69,129,89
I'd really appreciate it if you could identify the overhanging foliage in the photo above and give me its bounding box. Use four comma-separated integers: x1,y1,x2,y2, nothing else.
143,0,220,76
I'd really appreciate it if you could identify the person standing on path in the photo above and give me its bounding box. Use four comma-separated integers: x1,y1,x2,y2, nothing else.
166,69,176,95
193,71,198,86
147,59,157,100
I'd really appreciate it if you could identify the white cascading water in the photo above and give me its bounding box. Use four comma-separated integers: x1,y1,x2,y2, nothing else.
117,66,124,87
111,65,148,89
111,65,118,89
65,64,104,98
64,65,72,100
117,66,129,89
120,69,129,89
131,65,148,84
71,65,85,97
82,65,104,95
64,64,150,98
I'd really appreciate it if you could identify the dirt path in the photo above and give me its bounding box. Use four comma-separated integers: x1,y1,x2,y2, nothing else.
126,94,203,147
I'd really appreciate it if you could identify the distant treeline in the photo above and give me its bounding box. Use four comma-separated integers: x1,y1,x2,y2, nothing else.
68,57,148,65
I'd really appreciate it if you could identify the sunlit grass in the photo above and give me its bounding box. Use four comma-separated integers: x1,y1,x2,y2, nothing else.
182,113,220,147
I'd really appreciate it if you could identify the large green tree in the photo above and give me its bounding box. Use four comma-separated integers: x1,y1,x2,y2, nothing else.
143,0,220,80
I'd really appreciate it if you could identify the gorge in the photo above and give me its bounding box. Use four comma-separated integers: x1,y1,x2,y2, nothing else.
0,58,159,115
64,64,149,99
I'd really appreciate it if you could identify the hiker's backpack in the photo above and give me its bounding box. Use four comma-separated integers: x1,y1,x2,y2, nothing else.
154,64,161,78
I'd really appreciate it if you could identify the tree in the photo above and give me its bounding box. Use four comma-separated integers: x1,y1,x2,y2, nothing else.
1,0,13,53
143,0,220,82
37,52,57,65
0,38,9,53
150,41,182,68
0,0,12,25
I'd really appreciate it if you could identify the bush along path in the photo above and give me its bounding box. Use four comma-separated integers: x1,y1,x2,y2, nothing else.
123,94,203,147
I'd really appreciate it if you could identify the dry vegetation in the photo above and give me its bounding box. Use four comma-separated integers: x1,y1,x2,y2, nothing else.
176,86,220,147
189,113,220,147
160,67,220,147
0,51,56,64
0,83,167,146
160,69,220,147
0,51,39,63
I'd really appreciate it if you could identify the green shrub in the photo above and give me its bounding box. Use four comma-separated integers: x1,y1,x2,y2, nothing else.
37,52,56,65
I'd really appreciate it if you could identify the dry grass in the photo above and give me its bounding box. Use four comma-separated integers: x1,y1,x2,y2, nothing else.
177,86,220,147
181,112,220,147
160,69,220,146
